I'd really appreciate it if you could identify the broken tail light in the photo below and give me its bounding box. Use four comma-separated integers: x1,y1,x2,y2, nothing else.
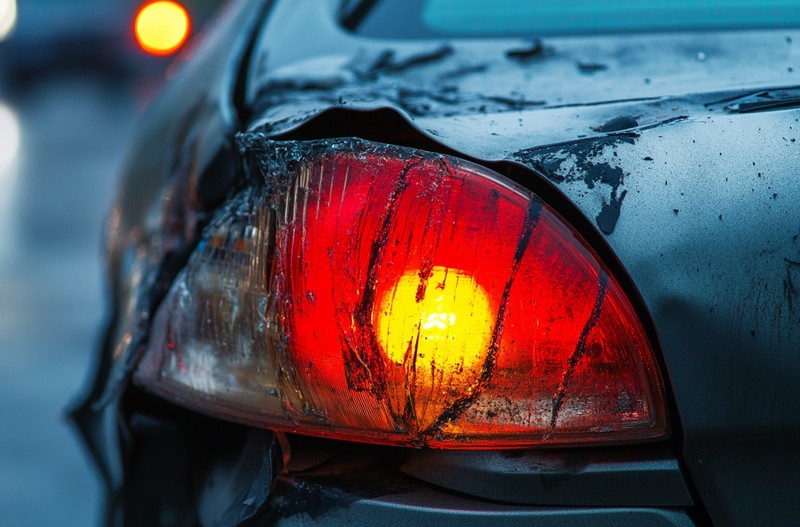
134,137,667,448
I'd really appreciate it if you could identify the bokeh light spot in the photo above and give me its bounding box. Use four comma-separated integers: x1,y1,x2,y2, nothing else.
135,1,190,56
0,0,17,41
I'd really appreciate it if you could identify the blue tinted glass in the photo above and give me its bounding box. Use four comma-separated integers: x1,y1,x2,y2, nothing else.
423,0,800,35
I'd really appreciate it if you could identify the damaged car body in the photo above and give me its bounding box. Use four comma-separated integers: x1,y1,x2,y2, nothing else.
72,1,800,526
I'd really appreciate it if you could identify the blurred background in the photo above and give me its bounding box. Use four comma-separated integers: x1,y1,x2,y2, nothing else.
0,1,224,524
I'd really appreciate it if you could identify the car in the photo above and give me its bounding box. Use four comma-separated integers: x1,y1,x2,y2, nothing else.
72,1,800,525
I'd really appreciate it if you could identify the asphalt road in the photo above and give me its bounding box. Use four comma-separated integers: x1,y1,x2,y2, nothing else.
0,74,145,526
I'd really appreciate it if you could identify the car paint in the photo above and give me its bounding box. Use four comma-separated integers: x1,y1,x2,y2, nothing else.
241,3,800,524
75,0,800,525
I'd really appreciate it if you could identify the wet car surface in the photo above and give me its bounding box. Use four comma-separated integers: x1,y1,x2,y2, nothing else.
73,1,800,525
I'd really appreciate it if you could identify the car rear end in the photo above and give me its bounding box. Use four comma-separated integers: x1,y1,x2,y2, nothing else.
73,1,800,525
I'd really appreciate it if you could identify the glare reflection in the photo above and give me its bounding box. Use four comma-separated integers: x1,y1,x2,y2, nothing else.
0,102,20,170
0,0,16,41
0,101,20,262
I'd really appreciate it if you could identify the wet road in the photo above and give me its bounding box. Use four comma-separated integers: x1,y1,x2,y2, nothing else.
0,74,143,526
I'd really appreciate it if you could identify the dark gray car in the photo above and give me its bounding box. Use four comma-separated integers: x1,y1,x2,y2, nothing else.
73,1,800,525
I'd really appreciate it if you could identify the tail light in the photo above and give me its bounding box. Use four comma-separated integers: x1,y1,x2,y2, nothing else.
134,137,667,448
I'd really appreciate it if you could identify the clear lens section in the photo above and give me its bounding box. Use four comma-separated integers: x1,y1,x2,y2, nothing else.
135,138,667,448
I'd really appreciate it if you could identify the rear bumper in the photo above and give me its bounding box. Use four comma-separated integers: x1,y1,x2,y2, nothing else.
266,473,696,527
261,437,698,527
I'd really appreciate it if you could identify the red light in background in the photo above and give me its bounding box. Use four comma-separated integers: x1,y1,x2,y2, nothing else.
134,1,190,56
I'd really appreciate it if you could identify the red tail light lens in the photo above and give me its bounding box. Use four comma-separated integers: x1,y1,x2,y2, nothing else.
135,138,667,448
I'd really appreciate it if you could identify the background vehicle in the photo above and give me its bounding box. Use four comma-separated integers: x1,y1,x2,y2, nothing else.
74,1,800,525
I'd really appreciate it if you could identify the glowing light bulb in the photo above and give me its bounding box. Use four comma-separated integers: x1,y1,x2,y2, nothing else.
134,1,190,56
377,267,494,375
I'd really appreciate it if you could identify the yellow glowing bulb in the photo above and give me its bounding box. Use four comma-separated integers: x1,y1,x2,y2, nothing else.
377,267,494,374
134,1,190,56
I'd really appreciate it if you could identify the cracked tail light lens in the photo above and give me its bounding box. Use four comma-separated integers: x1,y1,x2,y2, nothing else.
135,138,667,448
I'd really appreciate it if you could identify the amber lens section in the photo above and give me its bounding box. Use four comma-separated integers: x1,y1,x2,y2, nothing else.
135,138,667,448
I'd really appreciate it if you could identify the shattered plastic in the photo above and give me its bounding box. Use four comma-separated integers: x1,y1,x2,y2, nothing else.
134,137,666,448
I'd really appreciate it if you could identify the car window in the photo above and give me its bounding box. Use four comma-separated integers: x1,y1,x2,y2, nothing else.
348,0,800,38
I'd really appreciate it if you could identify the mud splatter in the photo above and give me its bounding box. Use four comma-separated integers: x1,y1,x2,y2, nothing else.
481,95,547,109
351,45,455,79
511,135,635,235
505,40,546,62
596,189,628,235
577,62,609,74
786,258,800,313
593,115,639,133
436,63,489,81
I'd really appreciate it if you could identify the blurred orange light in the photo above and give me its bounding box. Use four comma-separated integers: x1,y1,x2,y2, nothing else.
134,1,190,56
